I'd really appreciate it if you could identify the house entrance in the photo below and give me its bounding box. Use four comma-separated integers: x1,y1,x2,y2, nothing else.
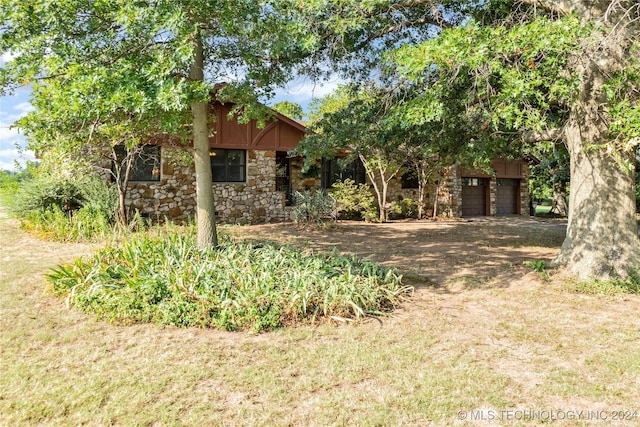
276,151,292,205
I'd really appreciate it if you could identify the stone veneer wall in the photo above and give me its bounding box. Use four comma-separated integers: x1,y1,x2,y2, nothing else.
384,166,459,218
124,149,532,223
519,166,532,215
376,162,531,218
126,148,294,224
289,157,322,193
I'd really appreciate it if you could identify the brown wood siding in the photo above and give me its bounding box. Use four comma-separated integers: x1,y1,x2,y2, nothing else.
209,103,306,151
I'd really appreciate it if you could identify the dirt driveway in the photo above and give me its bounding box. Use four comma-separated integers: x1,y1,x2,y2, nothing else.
231,216,567,288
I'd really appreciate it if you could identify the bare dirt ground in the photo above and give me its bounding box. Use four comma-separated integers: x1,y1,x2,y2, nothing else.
2,211,640,425
232,217,566,287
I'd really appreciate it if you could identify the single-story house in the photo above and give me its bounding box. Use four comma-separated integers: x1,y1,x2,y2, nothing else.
123,101,535,223
124,101,320,223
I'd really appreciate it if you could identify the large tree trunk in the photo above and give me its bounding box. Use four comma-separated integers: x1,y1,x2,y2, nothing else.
552,65,640,280
190,33,218,249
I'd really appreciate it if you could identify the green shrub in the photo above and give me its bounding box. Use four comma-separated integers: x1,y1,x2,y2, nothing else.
390,198,418,219
12,175,85,217
80,176,118,225
21,204,115,241
330,179,378,221
11,173,118,241
47,227,411,332
290,190,336,224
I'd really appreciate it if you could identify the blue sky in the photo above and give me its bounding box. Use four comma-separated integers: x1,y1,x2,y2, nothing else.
0,88,36,172
0,61,340,171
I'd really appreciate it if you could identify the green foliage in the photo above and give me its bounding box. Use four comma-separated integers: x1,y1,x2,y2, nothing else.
12,175,85,217
523,259,550,281
390,198,418,220
272,100,305,121
390,13,589,160
529,144,570,202
21,205,114,242
47,227,411,332
11,172,119,241
0,161,37,206
330,179,378,221
568,270,640,296
290,190,336,224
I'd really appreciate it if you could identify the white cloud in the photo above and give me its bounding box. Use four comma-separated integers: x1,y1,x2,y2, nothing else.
14,101,35,116
0,126,21,143
272,75,344,109
0,121,24,143
0,147,21,158
0,147,35,171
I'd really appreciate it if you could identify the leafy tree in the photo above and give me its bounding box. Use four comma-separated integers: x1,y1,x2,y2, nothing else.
16,73,179,225
387,0,640,280
272,101,305,121
300,85,409,222
1,0,312,248
403,149,450,219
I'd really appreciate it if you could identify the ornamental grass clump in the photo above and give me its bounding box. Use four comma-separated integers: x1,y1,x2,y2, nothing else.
47,226,411,332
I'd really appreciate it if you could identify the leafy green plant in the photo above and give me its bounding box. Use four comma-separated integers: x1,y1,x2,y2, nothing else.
12,175,85,217
47,226,411,332
290,190,336,224
330,179,378,221
390,198,418,219
12,173,119,241
0,163,37,207
524,259,551,281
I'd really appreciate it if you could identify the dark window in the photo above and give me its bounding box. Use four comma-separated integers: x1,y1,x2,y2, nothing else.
462,178,486,187
114,145,161,182
210,149,246,182
321,157,366,189
401,170,419,189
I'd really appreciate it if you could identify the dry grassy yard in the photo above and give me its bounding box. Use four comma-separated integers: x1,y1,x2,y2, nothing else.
1,212,640,426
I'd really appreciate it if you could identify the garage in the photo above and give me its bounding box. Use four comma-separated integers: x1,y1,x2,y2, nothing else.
461,178,487,216
496,179,519,215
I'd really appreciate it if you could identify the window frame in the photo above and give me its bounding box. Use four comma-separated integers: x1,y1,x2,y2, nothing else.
321,157,367,189
210,149,247,183
114,144,161,182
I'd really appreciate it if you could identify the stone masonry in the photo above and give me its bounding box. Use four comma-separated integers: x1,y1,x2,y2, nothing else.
126,148,293,224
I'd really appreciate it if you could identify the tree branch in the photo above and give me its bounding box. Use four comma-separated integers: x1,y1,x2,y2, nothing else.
519,0,611,21
522,127,563,143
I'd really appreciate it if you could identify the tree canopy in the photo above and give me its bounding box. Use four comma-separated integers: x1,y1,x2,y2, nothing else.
385,0,640,279
2,0,640,279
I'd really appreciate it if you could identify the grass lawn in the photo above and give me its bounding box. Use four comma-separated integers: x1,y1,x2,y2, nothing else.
2,211,639,426
535,204,552,215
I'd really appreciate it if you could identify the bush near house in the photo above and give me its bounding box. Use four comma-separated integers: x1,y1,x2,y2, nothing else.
47,226,411,332
330,179,378,221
